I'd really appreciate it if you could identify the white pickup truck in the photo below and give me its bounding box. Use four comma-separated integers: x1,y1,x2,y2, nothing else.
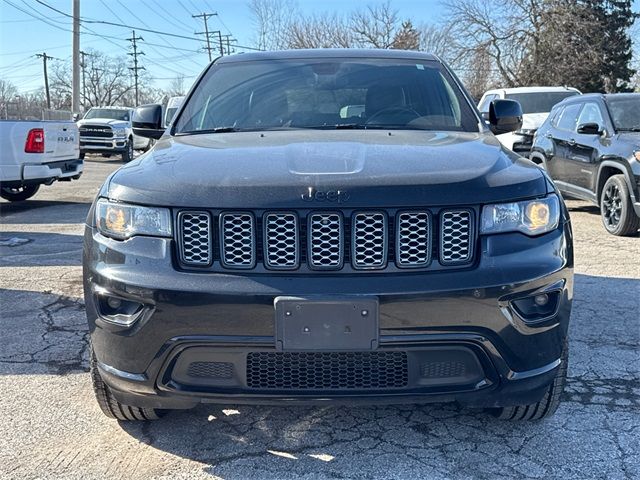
0,120,82,202
77,106,151,162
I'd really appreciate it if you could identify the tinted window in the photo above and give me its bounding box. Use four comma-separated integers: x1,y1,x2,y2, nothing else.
505,91,579,114
175,58,479,133
556,104,582,131
84,109,130,121
605,96,640,131
577,103,605,128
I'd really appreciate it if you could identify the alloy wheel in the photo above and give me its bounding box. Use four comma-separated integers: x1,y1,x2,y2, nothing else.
602,183,622,229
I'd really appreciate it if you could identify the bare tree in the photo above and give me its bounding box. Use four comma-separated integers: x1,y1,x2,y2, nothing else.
288,14,353,48
351,1,399,49
249,0,298,50
0,79,18,116
168,74,186,96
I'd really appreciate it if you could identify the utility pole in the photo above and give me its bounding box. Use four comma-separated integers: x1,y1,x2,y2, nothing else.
35,52,54,109
193,12,217,62
79,50,93,110
127,30,145,107
71,0,80,114
216,30,223,56
221,35,236,55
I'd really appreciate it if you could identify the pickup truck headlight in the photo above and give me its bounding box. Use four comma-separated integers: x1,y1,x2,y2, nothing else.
112,127,126,137
480,194,560,236
96,199,172,240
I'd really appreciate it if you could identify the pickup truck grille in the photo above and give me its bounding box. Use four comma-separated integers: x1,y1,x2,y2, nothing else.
177,209,475,272
79,125,113,138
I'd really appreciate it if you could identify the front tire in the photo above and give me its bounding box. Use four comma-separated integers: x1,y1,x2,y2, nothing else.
600,175,640,236
121,138,134,162
0,184,40,201
90,345,165,421
489,340,568,421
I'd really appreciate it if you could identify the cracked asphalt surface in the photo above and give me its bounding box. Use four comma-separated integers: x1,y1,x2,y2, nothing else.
1,157,639,479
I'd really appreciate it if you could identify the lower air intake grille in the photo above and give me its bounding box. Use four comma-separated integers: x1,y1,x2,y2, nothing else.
440,210,473,264
178,211,212,266
246,351,408,390
187,361,234,379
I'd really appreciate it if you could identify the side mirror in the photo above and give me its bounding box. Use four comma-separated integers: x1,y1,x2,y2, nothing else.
577,122,602,135
489,99,523,135
72,113,79,122
132,104,165,140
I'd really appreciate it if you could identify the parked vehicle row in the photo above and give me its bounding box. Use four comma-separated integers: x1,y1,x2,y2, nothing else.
0,119,82,201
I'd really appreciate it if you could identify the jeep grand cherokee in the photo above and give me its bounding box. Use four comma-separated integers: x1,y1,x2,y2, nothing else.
83,50,573,422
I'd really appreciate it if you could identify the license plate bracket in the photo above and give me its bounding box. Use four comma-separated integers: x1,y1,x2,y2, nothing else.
274,296,379,351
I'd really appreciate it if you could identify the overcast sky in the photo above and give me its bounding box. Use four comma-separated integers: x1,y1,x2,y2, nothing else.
0,0,638,96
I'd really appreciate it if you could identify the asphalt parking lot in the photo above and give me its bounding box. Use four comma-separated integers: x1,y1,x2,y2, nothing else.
1,156,639,480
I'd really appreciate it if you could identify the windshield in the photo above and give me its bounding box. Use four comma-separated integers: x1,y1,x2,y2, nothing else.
606,96,640,131
84,108,130,121
505,92,579,114
174,58,479,133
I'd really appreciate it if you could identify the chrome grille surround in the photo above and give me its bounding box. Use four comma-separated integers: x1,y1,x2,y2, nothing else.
440,209,474,264
264,212,299,269
177,211,212,266
352,212,387,269
396,211,431,268
308,212,344,269
220,212,255,268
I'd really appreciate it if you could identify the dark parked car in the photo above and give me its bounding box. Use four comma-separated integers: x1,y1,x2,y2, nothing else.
530,93,640,236
84,49,573,422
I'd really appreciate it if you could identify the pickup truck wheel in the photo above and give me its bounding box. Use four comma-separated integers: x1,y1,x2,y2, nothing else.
90,345,166,421
600,175,640,236
488,340,568,421
122,138,134,162
0,184,40,201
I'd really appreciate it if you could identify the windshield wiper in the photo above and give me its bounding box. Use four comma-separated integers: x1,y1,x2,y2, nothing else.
617,126,640,132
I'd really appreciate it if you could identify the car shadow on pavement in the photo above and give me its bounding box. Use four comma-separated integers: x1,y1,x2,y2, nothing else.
0,231,83,267
0,200,92,224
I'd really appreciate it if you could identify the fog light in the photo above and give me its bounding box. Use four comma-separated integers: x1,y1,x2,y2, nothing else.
95,293,146,327
511,291,560,323
106,297,122,309
534,294,549,306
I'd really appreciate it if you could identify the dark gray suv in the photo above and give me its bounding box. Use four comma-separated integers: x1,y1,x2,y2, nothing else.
83,49,573,422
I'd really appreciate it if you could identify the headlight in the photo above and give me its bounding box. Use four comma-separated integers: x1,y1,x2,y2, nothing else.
96,199,172,240
481,194,560,236
112,127,126,137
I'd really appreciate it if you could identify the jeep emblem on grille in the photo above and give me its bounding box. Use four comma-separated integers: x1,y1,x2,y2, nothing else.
301,188,350,203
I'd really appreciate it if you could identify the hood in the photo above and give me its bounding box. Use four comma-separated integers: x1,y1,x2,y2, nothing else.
521,112,550,130
107,130,547,208
78,118,129,127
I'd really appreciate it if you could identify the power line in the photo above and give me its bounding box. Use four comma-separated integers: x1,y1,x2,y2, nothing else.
35,52,55,108
127,30,145,107
193,12,217,62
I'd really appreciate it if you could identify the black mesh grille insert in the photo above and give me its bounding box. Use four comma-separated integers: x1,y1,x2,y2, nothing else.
187,361,234,379
420,361,467,378
246,351,408,390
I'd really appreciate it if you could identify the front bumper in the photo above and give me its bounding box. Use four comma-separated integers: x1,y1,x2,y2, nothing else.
80,136,127,153
83,222,573,410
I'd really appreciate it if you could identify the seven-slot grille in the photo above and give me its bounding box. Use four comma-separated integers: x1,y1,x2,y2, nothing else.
177,209,474,270
178,212,212,266
308,213,343,269
440,210,473,264
220,213,255,268
352,212,387,269
264,213,299,268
